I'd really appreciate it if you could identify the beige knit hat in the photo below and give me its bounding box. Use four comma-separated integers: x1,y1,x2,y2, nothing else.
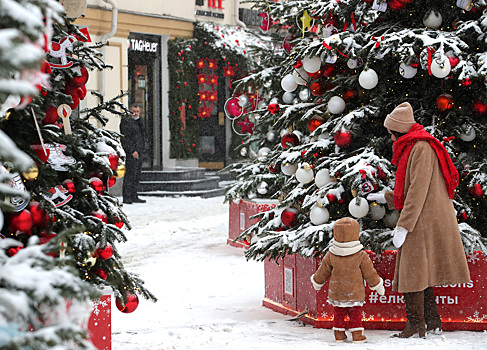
333,217,360,243
383,102,416,133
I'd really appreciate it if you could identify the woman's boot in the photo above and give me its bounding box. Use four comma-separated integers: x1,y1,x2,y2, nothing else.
334,330,347,342
392,291,426,338
424,287,442,334
351,330,367,343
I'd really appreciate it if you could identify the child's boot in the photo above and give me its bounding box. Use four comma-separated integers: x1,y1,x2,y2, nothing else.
352,330,367,343
334,330,347,342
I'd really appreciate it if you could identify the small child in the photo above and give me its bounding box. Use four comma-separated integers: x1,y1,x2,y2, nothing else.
310,217,385,343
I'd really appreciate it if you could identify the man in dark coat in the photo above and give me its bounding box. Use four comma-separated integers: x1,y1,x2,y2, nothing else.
120,104,146,204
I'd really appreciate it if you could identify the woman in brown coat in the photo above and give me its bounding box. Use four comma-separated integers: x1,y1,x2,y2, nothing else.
311,217,385,343
371,102,470,338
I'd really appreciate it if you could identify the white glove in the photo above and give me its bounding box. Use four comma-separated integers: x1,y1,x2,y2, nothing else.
392,226,408,248
310,275,325,291
370,277,385,296
367,192,387,204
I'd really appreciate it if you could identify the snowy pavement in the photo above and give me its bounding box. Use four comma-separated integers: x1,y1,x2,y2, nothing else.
111,196,487,349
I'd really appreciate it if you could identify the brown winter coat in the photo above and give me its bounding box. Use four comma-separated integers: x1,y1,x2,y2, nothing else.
385,141,470,293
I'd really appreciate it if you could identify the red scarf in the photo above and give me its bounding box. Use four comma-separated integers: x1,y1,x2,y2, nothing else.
391,123,459,210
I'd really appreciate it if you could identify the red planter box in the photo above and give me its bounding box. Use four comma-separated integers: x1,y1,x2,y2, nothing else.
88,288,111,350
264,251,487,330
228,199,277,248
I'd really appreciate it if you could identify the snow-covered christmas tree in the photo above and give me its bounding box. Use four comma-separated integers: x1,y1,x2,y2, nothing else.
226,0,487,261
0,0,155,347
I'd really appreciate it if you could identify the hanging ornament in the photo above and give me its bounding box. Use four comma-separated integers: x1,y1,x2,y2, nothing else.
69,65,89,87
472,99,487,116
9,209,33,233
266,130,278,142
399,62,417,79
113,218,124,229
281,207,299,227
301,56,322,74
257,100,268,110
292,67,310,85
29,201,48,228
89,177,104,193
342,90,358,102
282,92,295,104
259,12,272,31
82,255,97,268
240,147,248,157
295,163,314,184
22,166,39,181
267,102,280,115
44,185,73,207
44,143,76,171
96,242,113,260
459,125,476,142
310,82,325,97
347,58,363,69
310,204,330,225
281,162,298,176
423,9,442,29
348,197,369,218
62,178,76,193
315,169,333,188
456,0,473,10
224,97,243,118
61,0,88,18
281,133,299,149
114,163,126,178
328,96,346,114
334,129,353,147
93,268,108,280
299,88,310,101
237,117,254,134
383,210,400,228
4,170,29,212
326,193,337,203
368,202,386,220
436,94,454,112
281,74,298,92
116,293,139,313
269,163,280,174
430,55,451,78
322,64,337,78
43,105,59,124
108,154,119,171
388,0,405,11
257,147,271,158
308,115,325,132
92,210,108,223
48,36,75,69
256,182,269,195
469,183,484,198
358,68,378,89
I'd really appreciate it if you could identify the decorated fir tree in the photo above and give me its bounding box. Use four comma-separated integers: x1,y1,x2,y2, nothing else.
225,0,487,261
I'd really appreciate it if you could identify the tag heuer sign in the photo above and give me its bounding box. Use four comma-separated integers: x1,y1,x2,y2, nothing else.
130,39,159,53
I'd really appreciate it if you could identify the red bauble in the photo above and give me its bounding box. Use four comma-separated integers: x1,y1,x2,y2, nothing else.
462,78,472,87
65,84,80,109
334,129,353,147
448,56,460,69
78,84,87,100
92,211,108,223
116,293,139,313
267,103,280,114
342,90,357,102
7,247,22,257
469,183,484,198
113,218,124,229
70,66,89,88
108,176,116,188
460,212,468,221
89,177,104,193
43,106,59,125
323,64,337,78
310,82,325,96
472,99,487,116
436,94,454,112
62,179,76,193
108,154,119,170
29,201,49,228
281,133,299,149
269,164,280,174
9,210,33,233
93,268,108,280
377,166,387,180
307,115,325,132
326,193,337,203
281,207,299,227
96,242,113,260
388,0,405,10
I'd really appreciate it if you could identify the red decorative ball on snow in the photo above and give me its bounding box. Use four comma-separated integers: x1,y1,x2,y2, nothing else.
281,207,299,227
93,268,108,280
469,183,484,198
326,193,337,203
267,103,280,114
29,201,49,228
69,66,89,88
89,177,104,193
269,164,280,174
62,179,76,193
116,293,139,313
96,242,113,260
308,115,325,132
43,106,59,125
281,133,299,149
334,129,353,147
436,94,454,112
472,99,487,116
9,210,33,233
108,154,119,170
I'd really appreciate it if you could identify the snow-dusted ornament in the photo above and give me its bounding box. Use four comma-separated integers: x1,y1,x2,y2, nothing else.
258,147,271,158
293,67,310,85
299,88,310,101
368,202,386,220
238,95,249,107
399,63,417,79
456,0,474,11
224,96,244,118
348,197,369,218
358,68,378,89
328,96,346,114
430,55,451,78
302,56,322,74
383,210,400,228
240,147,248,157
321,23,338,38
257,181,269,195
266,130,278,142
423,9,442,29
48,36,75,69
61,0,88,18
347,58,363,69
259,12,272,31
315,169,333,188
282,92,295,104
281,162,298,176
296,163,314,184
281,74,298,92
310,204,330,225
257,100,268,110
459,125,476,142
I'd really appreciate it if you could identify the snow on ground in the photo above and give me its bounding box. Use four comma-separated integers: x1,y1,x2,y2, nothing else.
112,196,487,350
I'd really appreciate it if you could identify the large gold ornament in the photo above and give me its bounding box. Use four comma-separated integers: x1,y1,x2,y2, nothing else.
22,166,39,180
114,163,126,178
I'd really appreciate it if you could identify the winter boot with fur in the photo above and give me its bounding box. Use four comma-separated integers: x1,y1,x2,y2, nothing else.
351,330,367,343
424,287,442,335
334,330,347,342
392,291,426,338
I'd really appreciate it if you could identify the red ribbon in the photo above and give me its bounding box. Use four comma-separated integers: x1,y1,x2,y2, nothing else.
371,35,384,48
441,136,455,146
428,47,433,76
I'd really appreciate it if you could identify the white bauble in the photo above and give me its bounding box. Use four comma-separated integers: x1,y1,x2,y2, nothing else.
310,205,330,225
83,255,97,268
295,163,314,184
423,9,442,29
460,125,476,142
347,58,363,69
257,100,268,110
238,95,249,107
399,63,417,79
315,169,332,188
293,67,310,85
302,56,322,73
383,210,400,228
281,74,298,92
348,197,369,218
281,162,298,176
328,96,346,114
240,147,248,157
282,92,295,104
368,202,386,220
258,147,271,158
358,68,378,89
430,56,451,78
299,88,310,101
266,130,278,142
257,181,269,195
